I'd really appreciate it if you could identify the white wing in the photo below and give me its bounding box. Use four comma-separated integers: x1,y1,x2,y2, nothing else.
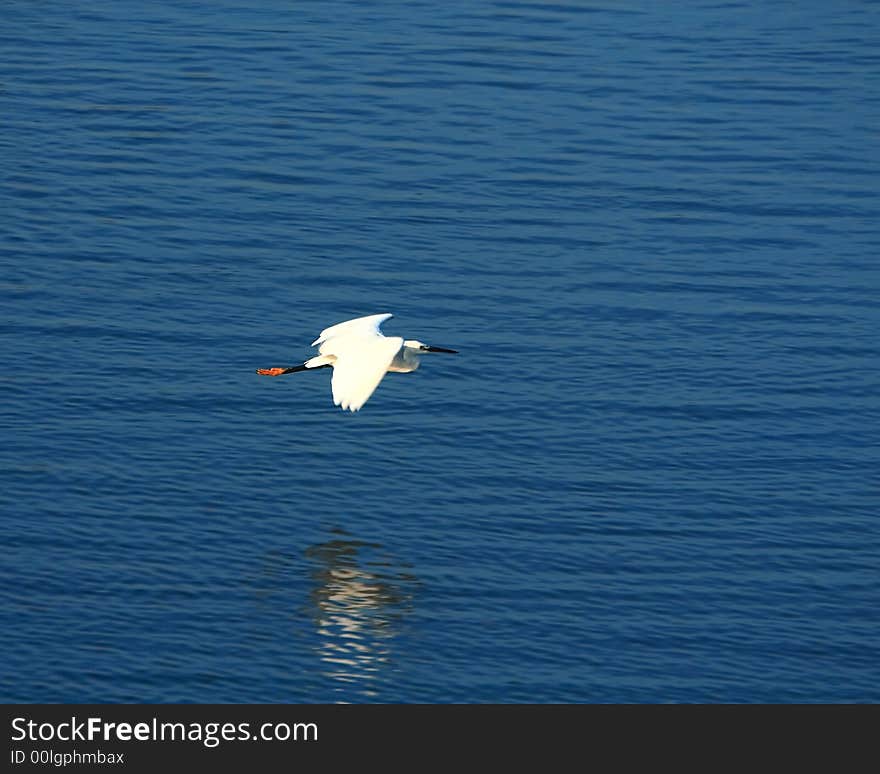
311,313,393,348
330,334,402,411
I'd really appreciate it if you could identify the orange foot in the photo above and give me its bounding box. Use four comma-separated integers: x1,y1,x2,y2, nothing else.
256,367,286,376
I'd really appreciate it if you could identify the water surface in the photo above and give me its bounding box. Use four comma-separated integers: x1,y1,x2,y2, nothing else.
1,1,878,702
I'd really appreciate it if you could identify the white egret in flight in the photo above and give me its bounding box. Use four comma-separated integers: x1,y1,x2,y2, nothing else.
256,313,458,411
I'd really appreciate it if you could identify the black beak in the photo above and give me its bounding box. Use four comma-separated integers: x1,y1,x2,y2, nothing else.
424,346,458,354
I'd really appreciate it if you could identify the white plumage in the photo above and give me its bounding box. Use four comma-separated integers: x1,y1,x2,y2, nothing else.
310,312,394,348
257,313,458,412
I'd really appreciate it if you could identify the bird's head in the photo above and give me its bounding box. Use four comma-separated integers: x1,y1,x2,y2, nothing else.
404,339,458,354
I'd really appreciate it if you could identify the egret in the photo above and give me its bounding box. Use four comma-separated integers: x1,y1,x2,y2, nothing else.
256,313,458,411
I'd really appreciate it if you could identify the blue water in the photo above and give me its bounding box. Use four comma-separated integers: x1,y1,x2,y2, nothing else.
2,1,879,703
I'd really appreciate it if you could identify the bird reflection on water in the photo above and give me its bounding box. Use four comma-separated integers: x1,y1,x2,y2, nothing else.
305,531,417,698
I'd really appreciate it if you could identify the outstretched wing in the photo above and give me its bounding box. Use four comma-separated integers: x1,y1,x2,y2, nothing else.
311,313,393,348
330,334,402,411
